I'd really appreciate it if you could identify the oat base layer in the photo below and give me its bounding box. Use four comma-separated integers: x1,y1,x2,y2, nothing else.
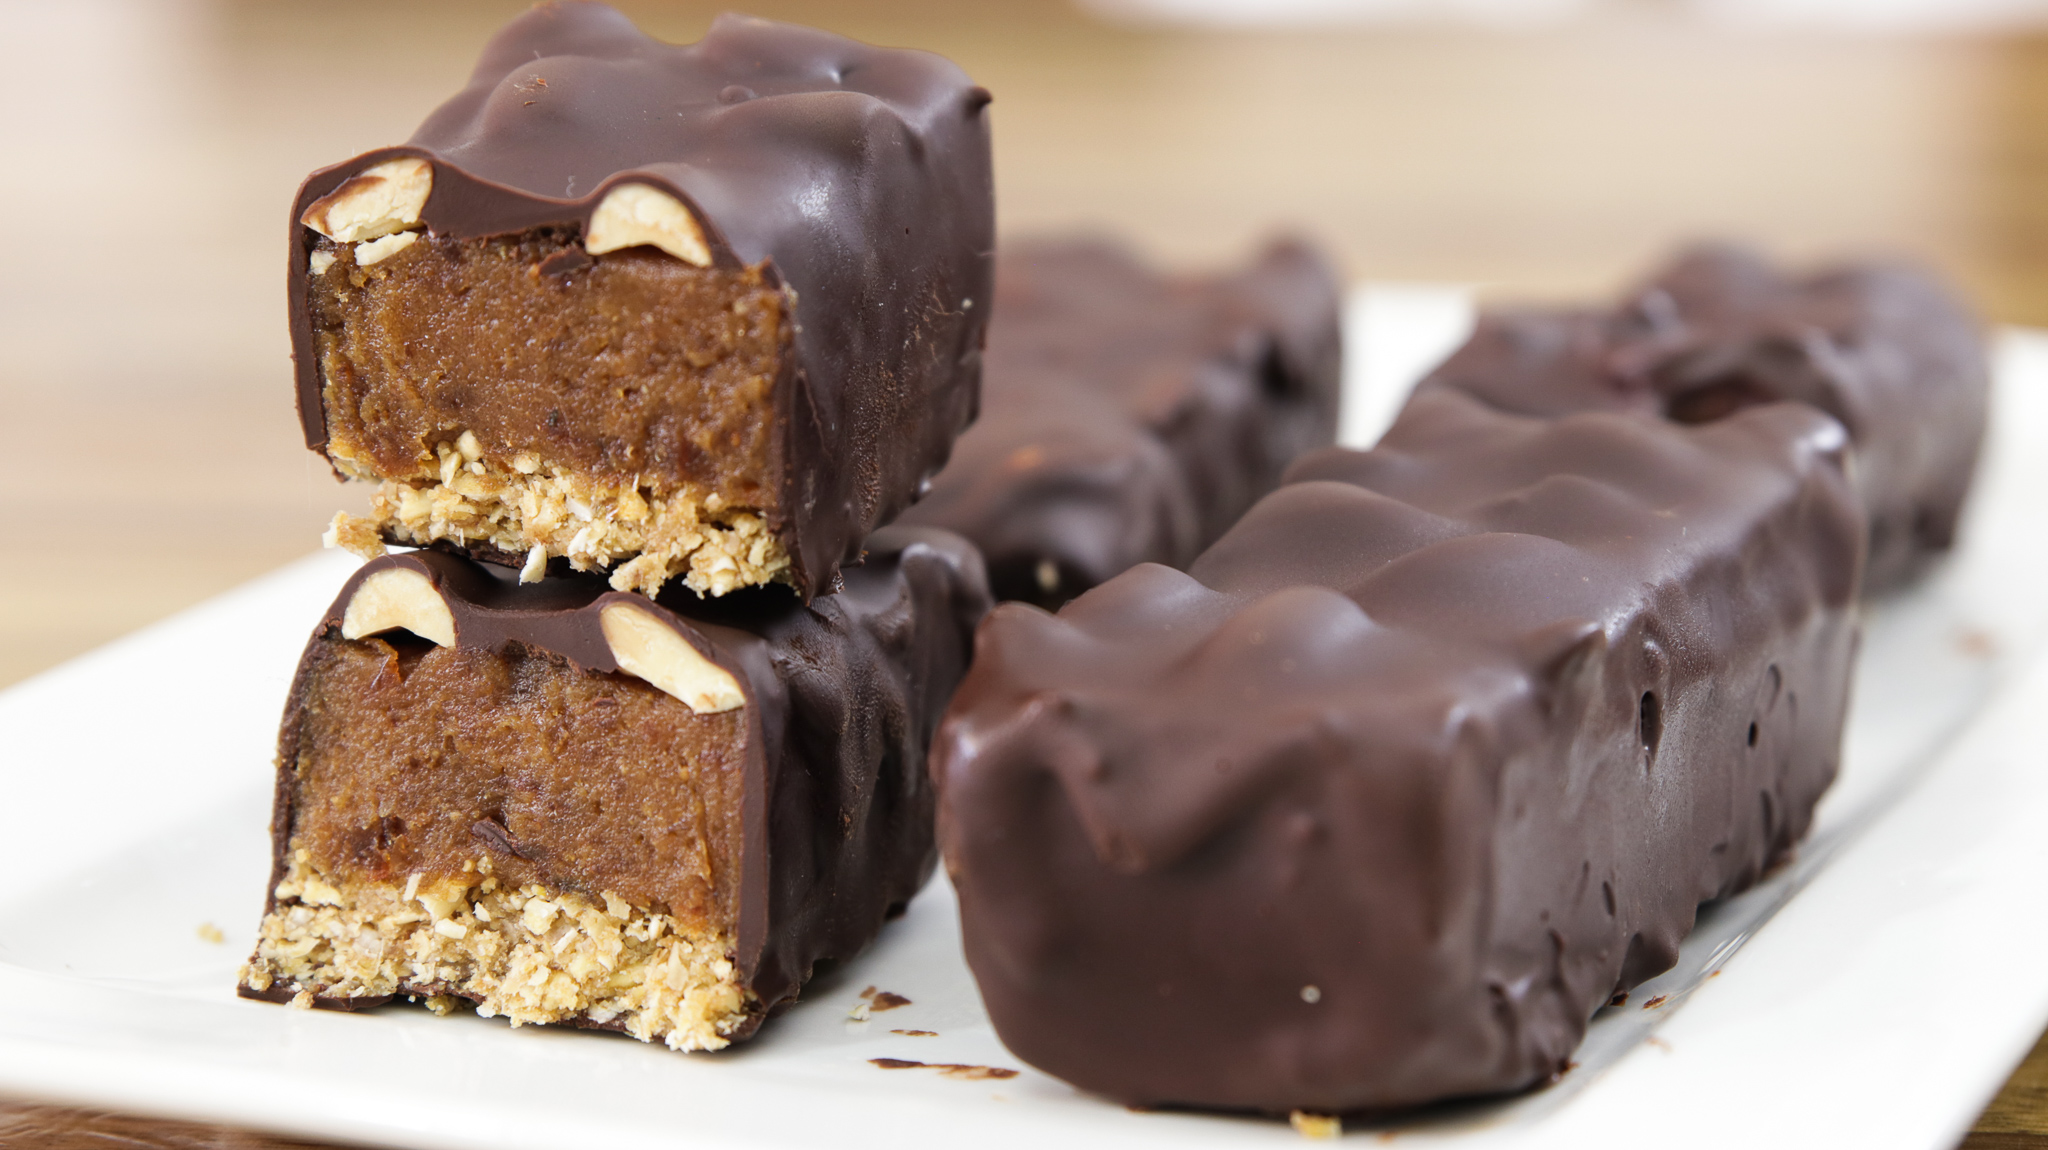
240,853,752,1051
324,432,791,597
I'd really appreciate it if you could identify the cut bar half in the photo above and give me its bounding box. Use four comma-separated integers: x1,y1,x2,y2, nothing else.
242,528,987,1048
295,4,994,600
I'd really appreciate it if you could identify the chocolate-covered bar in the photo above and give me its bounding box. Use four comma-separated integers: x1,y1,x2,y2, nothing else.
240,527,988,1049
1415,243,1986,591
934,389,1862,1111
896,238,1341,607
297,3,993,600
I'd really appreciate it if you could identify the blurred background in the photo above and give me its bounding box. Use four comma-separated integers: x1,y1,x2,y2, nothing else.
7,3,2048,1144
7,0,2048,688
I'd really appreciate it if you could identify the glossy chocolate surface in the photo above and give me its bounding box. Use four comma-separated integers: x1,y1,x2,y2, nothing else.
289,3,994,599
898,238,1342,607
264,527,989,1030
1415,242,1986,591
934,390,1862,1111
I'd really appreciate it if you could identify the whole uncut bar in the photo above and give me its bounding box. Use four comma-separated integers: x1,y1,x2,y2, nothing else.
294,3,993,601
934,389,1862,1111
1415,243,1986,591
897,238,1341,607
241,527,988,1049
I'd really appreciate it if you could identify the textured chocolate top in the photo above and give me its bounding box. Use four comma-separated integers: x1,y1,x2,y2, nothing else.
287,526,989,1025
289,3,993,598
897,237,1342,607
934,390,1862,1111
1414,242,1985,590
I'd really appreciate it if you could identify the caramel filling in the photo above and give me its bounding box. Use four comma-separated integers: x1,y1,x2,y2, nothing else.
309,229,792,595
242,634,753,1048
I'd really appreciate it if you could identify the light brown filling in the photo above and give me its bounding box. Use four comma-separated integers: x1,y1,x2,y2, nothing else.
310,229,792,596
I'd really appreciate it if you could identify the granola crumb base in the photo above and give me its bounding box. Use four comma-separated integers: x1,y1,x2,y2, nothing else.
240,853,751,1052
1289,1111,1342,1140
326,433,791,598
322,510,386,559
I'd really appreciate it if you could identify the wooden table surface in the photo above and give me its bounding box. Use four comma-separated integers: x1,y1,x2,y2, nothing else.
2,1,2045,1144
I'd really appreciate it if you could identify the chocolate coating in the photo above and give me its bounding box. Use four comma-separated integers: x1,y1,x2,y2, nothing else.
897,237,1342,607
1414,242,1986,591
934,390,1861,1111
262,526,989,1029
289,3,993,599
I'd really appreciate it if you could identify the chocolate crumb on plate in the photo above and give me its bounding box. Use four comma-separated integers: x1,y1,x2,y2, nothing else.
869,1059,1020,1080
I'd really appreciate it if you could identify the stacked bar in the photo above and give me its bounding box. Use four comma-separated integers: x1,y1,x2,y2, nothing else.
242,3,994,1051
898,238,1342,607
933,250,1985,1111
302,4,993,601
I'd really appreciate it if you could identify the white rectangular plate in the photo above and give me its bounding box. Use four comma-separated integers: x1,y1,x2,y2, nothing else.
3,301,2047,1150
